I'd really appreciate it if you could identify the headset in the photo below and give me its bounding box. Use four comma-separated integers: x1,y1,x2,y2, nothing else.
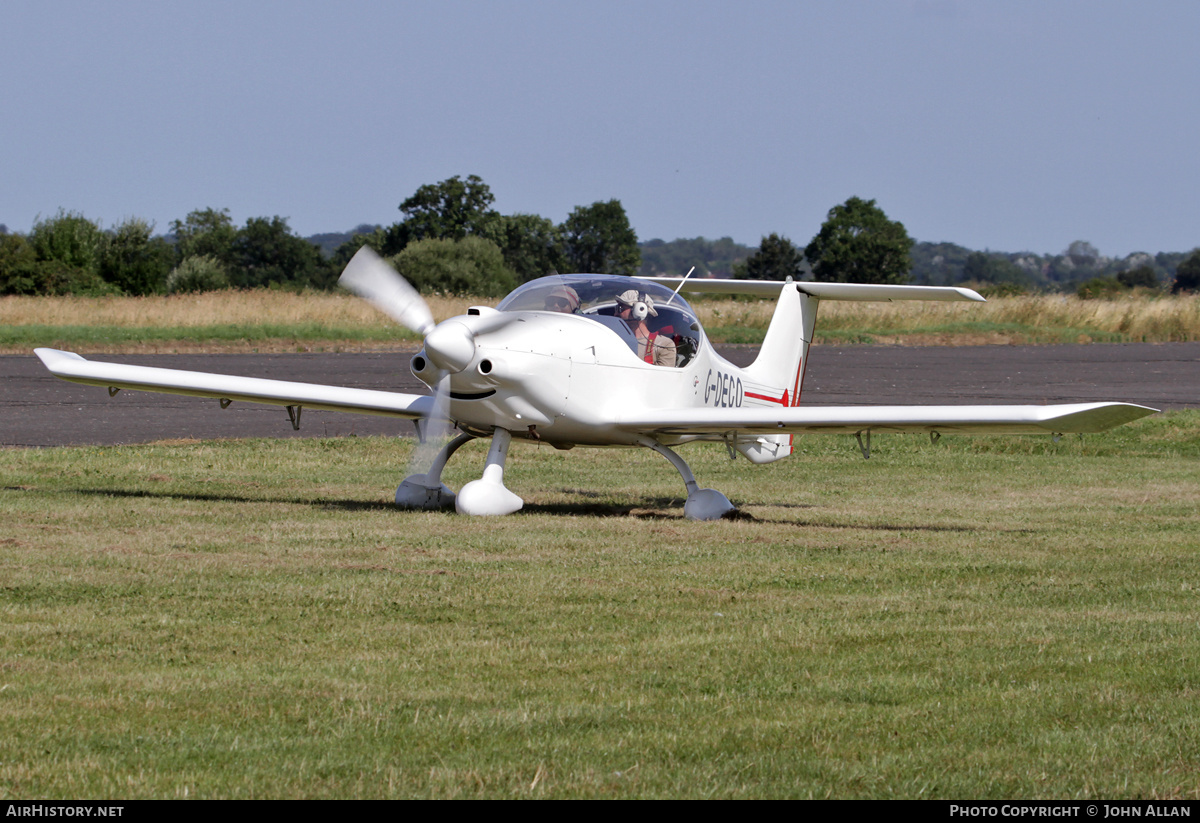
617,290,654,321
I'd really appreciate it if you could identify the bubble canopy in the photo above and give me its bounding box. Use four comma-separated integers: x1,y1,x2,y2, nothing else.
497,274,697,321
494,274,704,366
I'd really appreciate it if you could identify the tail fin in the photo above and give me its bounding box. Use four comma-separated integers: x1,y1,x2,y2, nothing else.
742,283,818,407
733,285,816,464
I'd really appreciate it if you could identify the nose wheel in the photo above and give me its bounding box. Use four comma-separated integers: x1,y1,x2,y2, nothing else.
455,428,524,516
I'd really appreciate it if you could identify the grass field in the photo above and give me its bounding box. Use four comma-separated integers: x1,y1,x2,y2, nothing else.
4,290,1198,352
3,412,1198,798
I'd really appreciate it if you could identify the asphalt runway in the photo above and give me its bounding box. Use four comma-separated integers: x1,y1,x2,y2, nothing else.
3,343,1196,447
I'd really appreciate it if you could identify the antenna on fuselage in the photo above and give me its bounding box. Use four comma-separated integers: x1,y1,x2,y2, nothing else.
666,266,696,307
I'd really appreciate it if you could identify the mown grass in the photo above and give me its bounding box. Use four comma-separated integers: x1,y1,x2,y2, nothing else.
4,291,1198,352
2,412,1198,798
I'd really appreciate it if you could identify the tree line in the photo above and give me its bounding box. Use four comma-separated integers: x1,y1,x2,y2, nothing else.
0,175,642,298
0,208,340,297
685,199,1200,295
636,197,918,287
3,179,1197,297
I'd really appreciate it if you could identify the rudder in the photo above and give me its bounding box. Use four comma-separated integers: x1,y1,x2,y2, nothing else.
736,284,818,464
742,283,818,407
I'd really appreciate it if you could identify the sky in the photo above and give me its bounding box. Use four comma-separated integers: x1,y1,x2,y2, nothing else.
3,0,1198,258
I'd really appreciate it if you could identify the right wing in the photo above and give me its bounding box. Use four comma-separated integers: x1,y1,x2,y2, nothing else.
639,277,986,302
35,348,433,419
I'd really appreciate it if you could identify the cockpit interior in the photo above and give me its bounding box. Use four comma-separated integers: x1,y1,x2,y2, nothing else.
495,274,703,367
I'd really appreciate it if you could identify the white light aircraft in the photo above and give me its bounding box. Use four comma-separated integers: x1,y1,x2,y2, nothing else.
36,248,1157,519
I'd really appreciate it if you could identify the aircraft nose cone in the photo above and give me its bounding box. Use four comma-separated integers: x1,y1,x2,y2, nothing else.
424,320,475,373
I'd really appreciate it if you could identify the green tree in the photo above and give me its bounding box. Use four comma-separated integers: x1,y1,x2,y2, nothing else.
399,174,499,241
166,255,231,294
331,227,386,270
99,218,174,295
29,210,106,276
561,199,640,276
0,233,39,294
804,197,913,285
639,236,752,278
1156,251,1189,279
485,213,566,282
171,208,237,265
741,233,804,280
229,216,327,289
962,252,991,283
24,210,121,294
1172,249,1200,294
1066,240,1100,267
961,251,1035,289
391,236,518,297
32,259,119,295
1117,266,1158,289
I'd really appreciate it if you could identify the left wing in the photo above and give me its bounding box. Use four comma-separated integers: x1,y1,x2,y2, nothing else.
35,348,433,419
618,403,1158,436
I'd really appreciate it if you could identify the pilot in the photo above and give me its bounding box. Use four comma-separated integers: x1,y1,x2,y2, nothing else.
543,285,580,313
615,289,676,367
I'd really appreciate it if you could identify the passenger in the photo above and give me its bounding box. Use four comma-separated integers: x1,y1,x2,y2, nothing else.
543,285,580,314
615,289,676,366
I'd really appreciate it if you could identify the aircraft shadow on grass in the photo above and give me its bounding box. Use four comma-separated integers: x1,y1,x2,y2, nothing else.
67,487,1014,532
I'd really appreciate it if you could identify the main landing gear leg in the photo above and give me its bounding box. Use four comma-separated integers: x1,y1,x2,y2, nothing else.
641,439,736,521
455,428,524,516
395,432,475,510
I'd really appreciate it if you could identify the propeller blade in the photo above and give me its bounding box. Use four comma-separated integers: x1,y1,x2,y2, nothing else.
339,246,436,336
406,369,455,478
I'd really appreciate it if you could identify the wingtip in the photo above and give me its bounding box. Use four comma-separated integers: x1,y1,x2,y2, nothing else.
34,347,87,366
1052,402,1160,432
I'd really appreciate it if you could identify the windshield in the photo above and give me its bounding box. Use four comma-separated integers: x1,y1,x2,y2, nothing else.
496,274,703,367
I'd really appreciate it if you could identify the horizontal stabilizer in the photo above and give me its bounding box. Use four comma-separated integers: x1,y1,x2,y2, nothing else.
34,348,432,419
618,402,1158,436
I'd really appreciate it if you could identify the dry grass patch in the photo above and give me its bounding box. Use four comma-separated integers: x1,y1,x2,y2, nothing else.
1,291,469,328
5,291,1200,352
700,292,1200,344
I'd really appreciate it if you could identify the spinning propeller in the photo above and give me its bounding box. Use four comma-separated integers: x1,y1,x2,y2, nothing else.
339,246,482,378
339,246,467,506
338,246,436,336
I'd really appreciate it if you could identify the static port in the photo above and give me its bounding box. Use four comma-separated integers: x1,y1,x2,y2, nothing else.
477,359,493,375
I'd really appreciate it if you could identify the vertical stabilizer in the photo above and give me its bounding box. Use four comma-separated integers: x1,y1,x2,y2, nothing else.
735,284,817,464
742,283,818,407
